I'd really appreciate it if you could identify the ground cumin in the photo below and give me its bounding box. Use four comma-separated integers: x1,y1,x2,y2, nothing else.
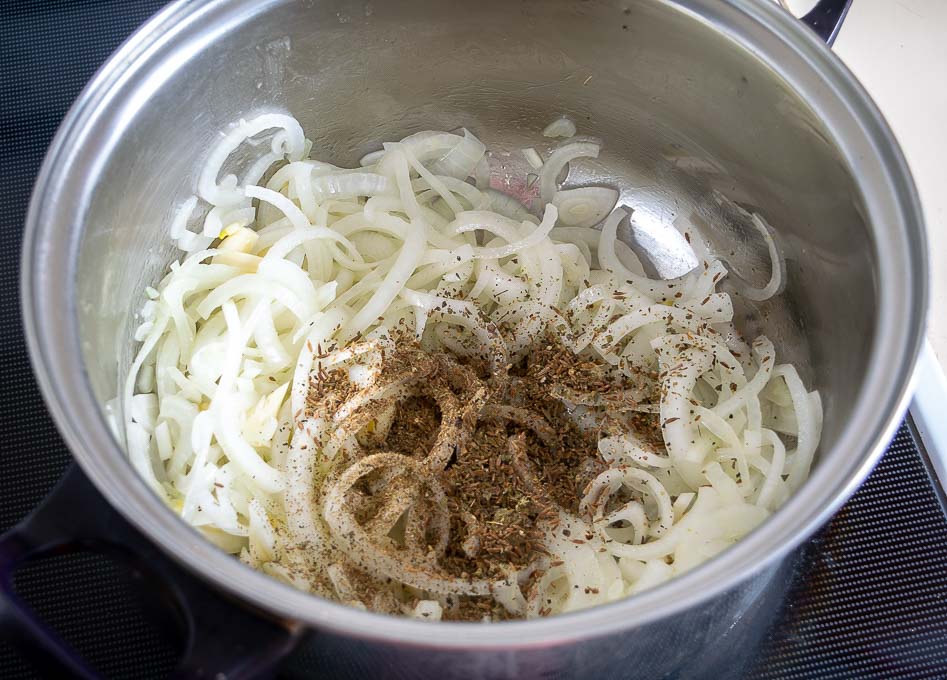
303,333,662,621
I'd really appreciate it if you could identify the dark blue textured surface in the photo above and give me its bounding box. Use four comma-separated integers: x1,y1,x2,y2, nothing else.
751,424,947,679
1,1,945,678
0,3,175,677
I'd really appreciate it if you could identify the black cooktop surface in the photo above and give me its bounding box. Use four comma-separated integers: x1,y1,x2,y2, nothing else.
2,2,946,678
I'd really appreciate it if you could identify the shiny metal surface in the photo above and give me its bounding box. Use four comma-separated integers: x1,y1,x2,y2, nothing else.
21,0,927,675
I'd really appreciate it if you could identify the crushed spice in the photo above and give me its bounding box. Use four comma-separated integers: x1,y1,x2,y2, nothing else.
299,332,661,621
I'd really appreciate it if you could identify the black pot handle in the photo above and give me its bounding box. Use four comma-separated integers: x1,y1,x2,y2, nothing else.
0,464,302,679
799,0,853,45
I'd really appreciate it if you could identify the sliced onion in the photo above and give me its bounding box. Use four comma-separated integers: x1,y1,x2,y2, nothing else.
538,141,600,204
552,186,619,228
198,114,305,207
735,214,784,301
323,453,493,596
340,214,425,340
543,117,577,139
457,205,558,260
522,148,544,169
484,189,534,222
429,129,486,180
359,149,385,166
312,172,393,198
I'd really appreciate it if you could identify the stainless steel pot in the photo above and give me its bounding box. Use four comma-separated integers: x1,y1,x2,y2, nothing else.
15,0,927,678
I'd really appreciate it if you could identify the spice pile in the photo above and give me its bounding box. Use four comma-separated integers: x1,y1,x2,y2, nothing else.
302,333,664,620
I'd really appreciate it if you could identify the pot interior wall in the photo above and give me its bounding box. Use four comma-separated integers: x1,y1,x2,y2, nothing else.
76,0,874,481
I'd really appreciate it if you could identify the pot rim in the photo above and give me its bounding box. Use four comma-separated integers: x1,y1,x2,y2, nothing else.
20,0,928,648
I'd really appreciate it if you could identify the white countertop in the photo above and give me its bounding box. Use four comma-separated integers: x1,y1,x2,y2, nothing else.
788,0,947,367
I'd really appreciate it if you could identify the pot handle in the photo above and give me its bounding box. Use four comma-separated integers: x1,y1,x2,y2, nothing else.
0,464,301,679
799,0,853,45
